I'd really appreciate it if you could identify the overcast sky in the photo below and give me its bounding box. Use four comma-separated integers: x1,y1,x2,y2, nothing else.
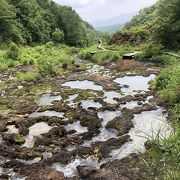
54,0,158,22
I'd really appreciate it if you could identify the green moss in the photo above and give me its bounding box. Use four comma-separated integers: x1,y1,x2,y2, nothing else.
13,135,25,145
14,72,40,82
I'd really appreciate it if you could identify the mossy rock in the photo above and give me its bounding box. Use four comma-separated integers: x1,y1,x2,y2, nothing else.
13,135,25,145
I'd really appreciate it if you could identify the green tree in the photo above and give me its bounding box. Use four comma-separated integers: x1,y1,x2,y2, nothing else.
155,0,180,49
0,0,99,46
6,42,20,60
0,0,15,20
0,0,25,44
52,28,64,43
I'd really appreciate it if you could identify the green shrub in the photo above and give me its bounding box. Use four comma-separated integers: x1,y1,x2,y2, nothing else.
67,47,80,54
19,44,76,76
45,41,55,48
154,65,180,106
0,62,9,71
16,72,40,82
38,62,57,76
85,52,93,60
155,66,180,89
6,43,20,60
112,53,120,61
135,42,164,62
161,88,179,106
147,54,179,65
91,53,104,63
52,28,64,43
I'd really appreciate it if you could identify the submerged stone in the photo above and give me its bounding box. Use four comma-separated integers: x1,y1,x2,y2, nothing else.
62,80,103,91
23,122,52,148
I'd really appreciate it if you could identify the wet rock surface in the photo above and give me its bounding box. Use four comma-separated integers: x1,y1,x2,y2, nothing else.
87,154,151,180
26,168,65,180
0,60,171,179
106,113,134,136
92,135,130,158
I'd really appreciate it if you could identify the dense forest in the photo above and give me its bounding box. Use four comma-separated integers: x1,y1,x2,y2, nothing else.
0,0,100,47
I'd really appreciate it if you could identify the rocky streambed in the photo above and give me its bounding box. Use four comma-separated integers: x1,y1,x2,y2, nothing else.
0,60,172,179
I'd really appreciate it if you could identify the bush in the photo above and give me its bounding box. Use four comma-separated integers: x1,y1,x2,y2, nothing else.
52,28,64,43
85,52,93,60
16,72,40,82
155,66,180,89
154,65,180,106
135,42,164,62
151,54,179,64
79,44,123,64
6,43,20,60
38,62,57,76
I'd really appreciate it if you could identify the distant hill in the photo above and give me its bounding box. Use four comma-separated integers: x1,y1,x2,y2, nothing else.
96,24,124,34
91,12,138,28
110,0,180,49
109,4,158,45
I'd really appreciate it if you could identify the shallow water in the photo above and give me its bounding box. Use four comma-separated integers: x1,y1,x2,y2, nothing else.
110,108,172,159
6,125,19,134
29,110,64,118
38,93,62,106
87,65,113,77
114,74,156,95
23,122,52,148
65,121,88,134
145,95,154,103
81,99,102,110
66,94,79,107
53,156,99,177
121,101,141,109
0,67,172,179
55,106,172,177
98,110,122,126
103,91,122,104
83,111,121,146
62,80,103,91
67,94,79,102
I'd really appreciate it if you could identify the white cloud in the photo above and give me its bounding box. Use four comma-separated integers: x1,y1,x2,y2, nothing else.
54,0,158,22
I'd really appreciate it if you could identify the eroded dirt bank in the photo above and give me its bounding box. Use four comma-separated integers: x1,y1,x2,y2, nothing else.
0,59,172,179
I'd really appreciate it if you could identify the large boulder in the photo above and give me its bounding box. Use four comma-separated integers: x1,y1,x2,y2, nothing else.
106,113,134,136
44,150,72,165
92,135,130,158
88,154,147,180
43,126,67,138
77,165,97,179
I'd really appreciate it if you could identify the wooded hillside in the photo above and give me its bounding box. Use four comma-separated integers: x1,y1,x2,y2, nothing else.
0,0,99,47
110,0,180,49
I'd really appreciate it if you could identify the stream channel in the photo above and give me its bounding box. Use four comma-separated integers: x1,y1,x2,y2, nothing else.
0,63,172,179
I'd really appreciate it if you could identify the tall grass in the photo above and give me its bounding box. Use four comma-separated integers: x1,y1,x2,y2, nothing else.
139,119,180,180
0,42,80,77
146,55,180,179
79,44,136,64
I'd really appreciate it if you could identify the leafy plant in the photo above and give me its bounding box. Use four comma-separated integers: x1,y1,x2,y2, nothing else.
52,28,64,43
6,42,20,60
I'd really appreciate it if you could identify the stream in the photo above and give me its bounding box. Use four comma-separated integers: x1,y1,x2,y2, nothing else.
0,63,172,179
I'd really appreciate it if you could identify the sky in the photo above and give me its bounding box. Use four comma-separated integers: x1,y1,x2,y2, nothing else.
54,0,158,22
